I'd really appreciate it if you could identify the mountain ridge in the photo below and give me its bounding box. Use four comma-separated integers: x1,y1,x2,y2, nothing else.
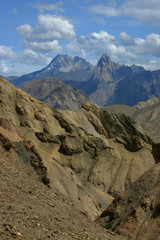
5,53,160,108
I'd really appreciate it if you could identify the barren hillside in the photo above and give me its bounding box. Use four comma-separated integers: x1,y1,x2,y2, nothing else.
0,77,159,239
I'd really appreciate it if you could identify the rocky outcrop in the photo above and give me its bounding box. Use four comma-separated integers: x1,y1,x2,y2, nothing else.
98,162,160,240
103,96,160,143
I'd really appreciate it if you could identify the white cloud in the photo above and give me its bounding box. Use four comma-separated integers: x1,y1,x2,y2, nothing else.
0,61,9,74
16,14,75,55
67,30,118,58
18,49,52,66
22,39,62,53
17,14,76,42
0,46,16,59
31,2,64,12
119,32,135,46
66,30,160,70
0,44,52,75
142,34,160,57
89,0,160,25
0,44,52,66
17,24,33,38
89,4,118,17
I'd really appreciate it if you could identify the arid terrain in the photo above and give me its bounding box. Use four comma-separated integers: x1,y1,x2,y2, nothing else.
0,76,160,239
103,96,160,143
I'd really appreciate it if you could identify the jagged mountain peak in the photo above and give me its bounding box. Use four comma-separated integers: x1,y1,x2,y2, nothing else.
47,54,93,72
98,53,112,66
47,54,73,71
97,54,120,70
9,54,94,87
89,54,121,86
131,64,146,73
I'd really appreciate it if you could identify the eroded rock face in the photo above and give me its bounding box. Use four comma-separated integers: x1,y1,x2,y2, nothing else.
0,77,158,222
98,163,160,240
103,96,160,143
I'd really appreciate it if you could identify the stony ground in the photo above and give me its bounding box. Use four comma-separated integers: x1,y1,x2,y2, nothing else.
0,148,126,240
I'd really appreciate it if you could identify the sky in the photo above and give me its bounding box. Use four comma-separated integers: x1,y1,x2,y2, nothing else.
0,0,160,76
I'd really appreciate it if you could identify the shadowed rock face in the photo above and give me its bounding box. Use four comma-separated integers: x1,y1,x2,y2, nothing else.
103,96,160,143
0,76,159,239
98,162,160,240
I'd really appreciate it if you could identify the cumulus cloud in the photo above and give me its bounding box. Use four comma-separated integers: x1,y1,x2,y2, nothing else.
66,30,160,70
31,2,64,12
0,44,52,75
66,30,123,58
0,61,9,74
16,14,76,42
22,40,62,53
141,34,160,57
89,0,160,25
0,46,16,59
16,14,76,55
17,24,33,38
18,49,52,66
119,32,135,46
0,44,51,67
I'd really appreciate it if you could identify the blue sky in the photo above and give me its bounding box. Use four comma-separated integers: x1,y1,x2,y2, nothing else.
1,0,160,76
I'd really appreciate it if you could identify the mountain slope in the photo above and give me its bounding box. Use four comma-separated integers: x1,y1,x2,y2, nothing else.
0,125,125,240
21,77,90,110
1,76,160,239
103,96,160,143
1,77,158,218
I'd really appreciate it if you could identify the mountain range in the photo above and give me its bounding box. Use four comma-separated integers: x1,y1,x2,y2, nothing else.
6,53,160,108
1,76,160,239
